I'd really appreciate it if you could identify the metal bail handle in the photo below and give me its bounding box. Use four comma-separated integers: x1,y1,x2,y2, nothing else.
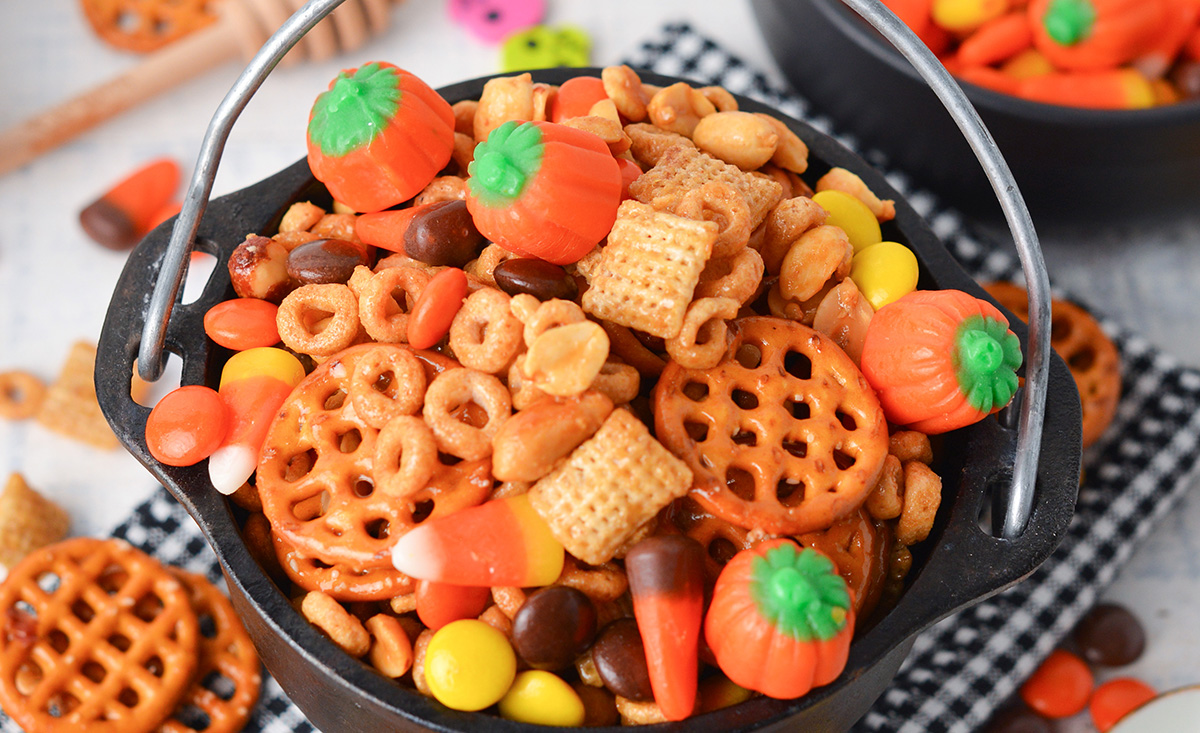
137,0,1051,539
136,0,349,384
839,0,1050,539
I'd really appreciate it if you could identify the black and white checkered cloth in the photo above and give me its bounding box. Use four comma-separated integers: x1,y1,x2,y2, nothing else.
5,23,1199,733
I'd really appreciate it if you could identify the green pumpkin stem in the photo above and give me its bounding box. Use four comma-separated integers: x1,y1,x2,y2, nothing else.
308,62,401,158
467,121,545,208
750,544,851,642
953,315,1023,414
1042,0,1096,46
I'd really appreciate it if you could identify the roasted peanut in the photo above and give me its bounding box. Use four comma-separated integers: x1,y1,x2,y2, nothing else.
491,391,614,482
811,277,874,364
603,65,650,122
779,225,853,303
228,235,295,303
692,111,779,171
474,73,534,142
523,321,610,397
816,167,896,221
646,82,716,137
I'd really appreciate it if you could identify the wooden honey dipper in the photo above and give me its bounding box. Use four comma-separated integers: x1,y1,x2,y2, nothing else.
0,0,399,177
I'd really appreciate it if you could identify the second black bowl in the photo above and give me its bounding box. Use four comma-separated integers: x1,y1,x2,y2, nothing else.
750,0,1200,227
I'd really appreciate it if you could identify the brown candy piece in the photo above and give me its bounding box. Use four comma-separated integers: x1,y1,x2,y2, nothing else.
983,705,1055,733
79,199,140,250
286,238,369,285
511,585,598,670
493,258,579,301
1073,602,1145,667
404,199,486,267
591,618,654,702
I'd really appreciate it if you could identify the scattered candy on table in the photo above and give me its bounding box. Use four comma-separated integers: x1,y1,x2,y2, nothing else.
1091,677,1158,732
1020,648,1095,719
448,0,546,43
500,24,592,71
78,156,180,249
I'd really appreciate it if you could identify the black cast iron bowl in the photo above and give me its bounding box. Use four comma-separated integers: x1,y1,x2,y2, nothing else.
750,0,1200,227
96,68,1082,732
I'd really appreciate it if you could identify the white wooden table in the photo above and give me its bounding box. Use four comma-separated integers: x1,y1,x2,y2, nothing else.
1,1,1196,729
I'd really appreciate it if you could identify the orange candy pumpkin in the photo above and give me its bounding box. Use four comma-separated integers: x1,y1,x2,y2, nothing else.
704,540,855,700
1028,0,1168,71
307,62,455,213
860,289,1023,434
465,120,622,265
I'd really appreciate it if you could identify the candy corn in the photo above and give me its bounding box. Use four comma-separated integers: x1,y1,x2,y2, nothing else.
625,535,706,721
390,494,564,587
78,157,181,250
208,347,305,494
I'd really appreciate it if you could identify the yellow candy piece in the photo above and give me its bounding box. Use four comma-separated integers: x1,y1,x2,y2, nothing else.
218,346,305,390
931,0,1007,33
498,670,586,726
850,241,919,310
424,620,517,711
812,189,881,254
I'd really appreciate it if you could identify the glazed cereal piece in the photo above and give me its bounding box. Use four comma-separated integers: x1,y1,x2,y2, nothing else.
623,123,696,168
528,409,693,565
580,201,717,339
0,473,70,569
36,341,140,450
630,145,784,231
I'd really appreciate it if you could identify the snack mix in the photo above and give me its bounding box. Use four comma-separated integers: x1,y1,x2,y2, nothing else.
135,63,1030,726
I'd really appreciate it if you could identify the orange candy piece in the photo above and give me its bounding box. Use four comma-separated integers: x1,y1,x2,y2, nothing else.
1090,677,1156,732
1020,648,1094,719
407,267,469,349
204,298,280,351
549,76,608,122
79,157,181,249
415,579,492,631
144,385,230,467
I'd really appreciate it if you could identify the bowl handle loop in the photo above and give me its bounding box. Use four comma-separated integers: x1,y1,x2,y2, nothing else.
136,0,348,383
841,0,1051,539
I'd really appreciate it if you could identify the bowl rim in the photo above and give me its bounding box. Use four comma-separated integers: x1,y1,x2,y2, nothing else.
809,0,1200,125
96,66,1082,732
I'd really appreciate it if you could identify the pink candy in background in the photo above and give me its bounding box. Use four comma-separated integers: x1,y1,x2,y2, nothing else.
448,0,547,43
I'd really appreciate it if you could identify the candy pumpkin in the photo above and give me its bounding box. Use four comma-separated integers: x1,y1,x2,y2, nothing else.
307,62,455,213
859,289,1023,434
1028,0,1167,71
704,539,855,700
465,120,622,265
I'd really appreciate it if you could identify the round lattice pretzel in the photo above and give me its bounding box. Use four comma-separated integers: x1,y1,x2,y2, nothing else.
161,570,262,733
272,531,416,602
653,317,889,536
983,281,1120,449
257,344,493,568
0,537,199,733
79,0,220,53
